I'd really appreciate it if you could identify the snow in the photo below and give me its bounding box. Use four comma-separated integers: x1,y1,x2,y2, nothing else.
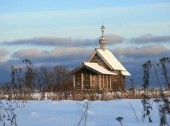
84,62,117,75
121,70,131,76
3,99,167,126
96,49,130,76
71,47,131,76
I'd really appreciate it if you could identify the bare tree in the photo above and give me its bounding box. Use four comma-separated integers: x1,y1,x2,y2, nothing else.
34,65,70,92
53,65,69,85
23,59,35,91
10,66,22,92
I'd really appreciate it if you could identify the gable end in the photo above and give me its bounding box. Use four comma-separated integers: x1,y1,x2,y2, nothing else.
89,53,110,70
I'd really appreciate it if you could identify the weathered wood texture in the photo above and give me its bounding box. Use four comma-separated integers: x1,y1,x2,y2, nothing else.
111,75,125,91
73,52,126,92
75,73,81,89
74,67,125,91
90,53,110,70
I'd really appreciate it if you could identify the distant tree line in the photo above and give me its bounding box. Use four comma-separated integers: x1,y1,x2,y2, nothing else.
0,59,72,94
0,57,169,95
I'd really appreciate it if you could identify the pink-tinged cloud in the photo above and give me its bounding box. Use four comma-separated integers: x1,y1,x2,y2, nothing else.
12,47,93,63
0,48,8,63
1,35,124,47
115,45,169,57
131,34,170,43
1,37,94,47
105,34,124,44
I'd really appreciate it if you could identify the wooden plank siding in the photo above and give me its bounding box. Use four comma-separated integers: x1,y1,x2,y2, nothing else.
111,74,125,91
90,53,110,70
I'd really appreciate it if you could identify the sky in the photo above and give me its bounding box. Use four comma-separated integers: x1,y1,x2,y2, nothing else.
0,0,170,88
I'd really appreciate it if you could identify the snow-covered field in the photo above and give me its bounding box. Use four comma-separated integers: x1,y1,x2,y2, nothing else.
1,99,169,126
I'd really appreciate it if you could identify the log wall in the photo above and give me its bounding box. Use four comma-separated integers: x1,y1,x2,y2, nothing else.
74,71,125,92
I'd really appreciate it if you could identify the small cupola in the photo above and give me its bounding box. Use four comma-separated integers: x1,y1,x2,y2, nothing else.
99,25,106,50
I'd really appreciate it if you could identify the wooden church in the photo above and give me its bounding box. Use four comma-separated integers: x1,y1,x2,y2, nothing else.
71,26,131,91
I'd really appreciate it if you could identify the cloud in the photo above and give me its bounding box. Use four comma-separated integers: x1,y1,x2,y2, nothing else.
131,34,170,43
1,44,169,87
1,35,124,47
1,37,94,47
0,48,8,63
12,47,93,66
113,44,170,88
0,48,7,56
0,47,94,83
115,45,169,58
105,34,124,44
113,44,170,67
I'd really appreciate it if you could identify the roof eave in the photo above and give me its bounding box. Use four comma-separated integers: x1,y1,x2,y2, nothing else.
121,71,131,76
68,63,83,75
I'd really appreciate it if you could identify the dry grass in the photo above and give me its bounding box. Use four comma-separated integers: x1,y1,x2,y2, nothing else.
0,89,169,101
